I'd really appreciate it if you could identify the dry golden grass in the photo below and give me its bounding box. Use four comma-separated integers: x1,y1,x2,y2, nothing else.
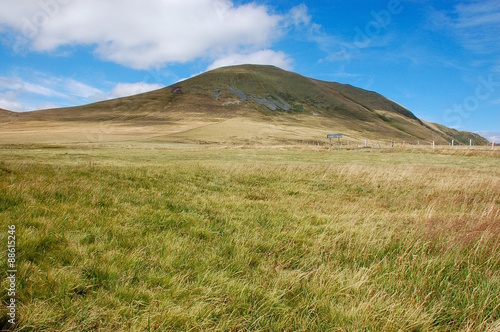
0,145,499,330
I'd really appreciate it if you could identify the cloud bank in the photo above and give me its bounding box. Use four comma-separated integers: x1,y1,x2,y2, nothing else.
0,0,296,69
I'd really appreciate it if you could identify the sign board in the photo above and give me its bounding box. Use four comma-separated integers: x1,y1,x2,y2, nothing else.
327,134,342,139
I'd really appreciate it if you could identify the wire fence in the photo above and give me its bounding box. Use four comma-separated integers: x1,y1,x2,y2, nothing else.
298,139,499,152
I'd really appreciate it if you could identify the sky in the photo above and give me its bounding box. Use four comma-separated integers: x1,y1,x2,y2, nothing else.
0,0,499,142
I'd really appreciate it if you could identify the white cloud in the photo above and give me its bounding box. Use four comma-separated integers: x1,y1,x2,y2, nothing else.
201,4,326,72
0,91,26,112
109,82,163,99
0,0,283,69
207,50,293,71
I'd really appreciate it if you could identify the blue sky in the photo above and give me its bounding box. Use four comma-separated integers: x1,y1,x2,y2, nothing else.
0,0,499,141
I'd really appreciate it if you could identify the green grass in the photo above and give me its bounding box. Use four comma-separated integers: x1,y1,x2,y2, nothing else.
0,146,499,331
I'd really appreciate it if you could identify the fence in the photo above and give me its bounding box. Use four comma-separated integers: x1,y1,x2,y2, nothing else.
298,138,499,152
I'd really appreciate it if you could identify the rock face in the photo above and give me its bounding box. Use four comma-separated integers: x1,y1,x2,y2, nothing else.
229,87,248,101
229,87,292,111
214,89,221,101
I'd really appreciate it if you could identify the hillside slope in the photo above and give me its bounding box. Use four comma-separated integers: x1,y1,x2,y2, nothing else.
0,65,489,145
0,108,15,117
0,108,19,124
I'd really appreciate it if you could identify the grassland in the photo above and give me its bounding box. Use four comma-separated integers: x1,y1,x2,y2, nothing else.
0,144,499,331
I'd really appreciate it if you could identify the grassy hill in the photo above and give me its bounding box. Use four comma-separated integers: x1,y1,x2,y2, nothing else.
0,65,489,145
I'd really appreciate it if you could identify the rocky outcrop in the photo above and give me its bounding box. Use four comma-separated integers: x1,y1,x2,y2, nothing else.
229,87,292,111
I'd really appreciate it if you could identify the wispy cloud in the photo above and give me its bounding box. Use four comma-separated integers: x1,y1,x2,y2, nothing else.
0,73,104,111
0,71,164,112
430,0,500,55
0,76,66,98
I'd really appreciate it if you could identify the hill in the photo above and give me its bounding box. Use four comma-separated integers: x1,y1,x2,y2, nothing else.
0,65,489,145
0,108,15,117
0,108,18,124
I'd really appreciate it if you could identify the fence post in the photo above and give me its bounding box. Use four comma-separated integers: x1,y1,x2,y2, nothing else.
365,139,368,148
432,141,435,149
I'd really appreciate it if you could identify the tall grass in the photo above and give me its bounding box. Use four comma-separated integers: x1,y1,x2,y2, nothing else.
0,146,499,331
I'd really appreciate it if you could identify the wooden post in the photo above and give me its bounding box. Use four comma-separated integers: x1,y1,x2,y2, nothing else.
365,139,368,148
470,139,472,147
432,141,435,149
451,139,454,147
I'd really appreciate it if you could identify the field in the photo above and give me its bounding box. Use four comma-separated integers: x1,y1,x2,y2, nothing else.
0,144,499,331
